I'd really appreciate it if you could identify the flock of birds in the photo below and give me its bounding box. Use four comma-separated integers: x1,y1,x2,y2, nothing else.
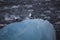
0,0,58,40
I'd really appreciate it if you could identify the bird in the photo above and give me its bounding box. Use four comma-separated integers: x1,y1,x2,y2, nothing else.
0,19,56,40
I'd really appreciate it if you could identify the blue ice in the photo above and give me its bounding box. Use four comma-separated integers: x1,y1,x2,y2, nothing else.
0,19,56,40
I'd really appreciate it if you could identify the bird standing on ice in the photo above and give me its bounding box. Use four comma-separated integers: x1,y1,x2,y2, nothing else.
0,19,56,40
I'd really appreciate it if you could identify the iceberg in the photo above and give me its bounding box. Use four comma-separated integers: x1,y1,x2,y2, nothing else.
0,19,56,40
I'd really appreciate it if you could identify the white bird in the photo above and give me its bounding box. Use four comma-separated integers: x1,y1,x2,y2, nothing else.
0,19,56,40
